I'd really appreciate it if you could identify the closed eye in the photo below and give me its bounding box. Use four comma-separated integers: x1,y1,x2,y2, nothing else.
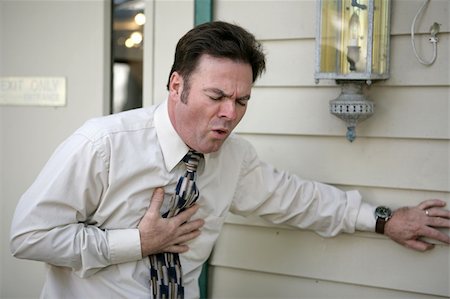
237,99,249,106
204,88,250,106
208,95,223,101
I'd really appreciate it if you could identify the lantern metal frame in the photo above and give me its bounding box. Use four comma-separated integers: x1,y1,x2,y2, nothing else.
314,0,392,142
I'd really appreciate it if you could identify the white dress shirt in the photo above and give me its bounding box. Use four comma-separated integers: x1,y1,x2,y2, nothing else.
10,100,376,299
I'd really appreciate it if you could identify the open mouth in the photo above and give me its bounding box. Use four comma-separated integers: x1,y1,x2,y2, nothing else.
212,128,229,137
216,129,227,134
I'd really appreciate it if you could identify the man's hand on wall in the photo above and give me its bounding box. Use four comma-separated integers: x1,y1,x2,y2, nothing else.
384,199,450,251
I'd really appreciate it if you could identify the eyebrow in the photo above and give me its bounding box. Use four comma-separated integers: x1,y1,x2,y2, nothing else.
204,88,251,101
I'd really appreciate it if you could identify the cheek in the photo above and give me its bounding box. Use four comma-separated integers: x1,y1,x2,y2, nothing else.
235,106,247,123
184,107,209,130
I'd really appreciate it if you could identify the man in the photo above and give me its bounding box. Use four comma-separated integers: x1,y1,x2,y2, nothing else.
10,21,450,299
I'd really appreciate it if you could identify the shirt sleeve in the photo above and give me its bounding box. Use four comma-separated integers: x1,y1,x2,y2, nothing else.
230,142,376,236
10,131,142,278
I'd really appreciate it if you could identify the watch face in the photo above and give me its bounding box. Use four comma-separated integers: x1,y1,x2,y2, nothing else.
375,206,392,218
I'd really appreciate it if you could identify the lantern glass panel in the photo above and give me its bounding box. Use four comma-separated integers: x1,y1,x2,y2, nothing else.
317,0,390,80
372,0,390,75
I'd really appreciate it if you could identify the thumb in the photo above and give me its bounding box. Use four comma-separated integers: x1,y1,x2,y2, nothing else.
148,187,165,214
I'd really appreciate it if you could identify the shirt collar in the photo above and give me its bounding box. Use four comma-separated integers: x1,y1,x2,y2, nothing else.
154,100,210,172
154,100,189,172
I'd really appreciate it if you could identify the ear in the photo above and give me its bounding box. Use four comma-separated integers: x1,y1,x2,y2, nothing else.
168,71,184,100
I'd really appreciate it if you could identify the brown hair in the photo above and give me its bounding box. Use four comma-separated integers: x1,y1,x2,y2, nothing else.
167,21,266,92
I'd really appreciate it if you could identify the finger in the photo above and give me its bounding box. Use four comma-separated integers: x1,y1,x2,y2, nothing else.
164,244,190,254
148,187,165,214
426,208,450,219
421,226,450,244
418,199,447,211
174,204,201,225
173,229,202,246
404,239,435,252
427,215,450,228
179,218,205,235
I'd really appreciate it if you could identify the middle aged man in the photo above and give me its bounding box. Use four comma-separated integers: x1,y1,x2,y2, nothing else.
11,21,450,299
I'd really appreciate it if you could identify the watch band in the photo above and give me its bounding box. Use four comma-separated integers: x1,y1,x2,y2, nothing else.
375,217,387,234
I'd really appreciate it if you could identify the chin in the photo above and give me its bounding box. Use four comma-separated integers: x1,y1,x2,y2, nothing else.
200,142,225,154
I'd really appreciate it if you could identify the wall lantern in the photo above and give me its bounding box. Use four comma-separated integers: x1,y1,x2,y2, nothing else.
315,0,391,142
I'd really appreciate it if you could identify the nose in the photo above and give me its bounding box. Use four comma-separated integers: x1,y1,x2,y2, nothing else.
218,99,237,120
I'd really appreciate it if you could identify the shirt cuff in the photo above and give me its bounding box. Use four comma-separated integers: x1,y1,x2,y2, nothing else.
107,228,142,264
355,202,377,232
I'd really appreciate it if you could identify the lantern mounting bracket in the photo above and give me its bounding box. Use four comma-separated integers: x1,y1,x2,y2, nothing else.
351,0,367,10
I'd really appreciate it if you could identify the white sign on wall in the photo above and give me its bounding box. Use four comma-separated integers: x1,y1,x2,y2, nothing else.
0,77,66,106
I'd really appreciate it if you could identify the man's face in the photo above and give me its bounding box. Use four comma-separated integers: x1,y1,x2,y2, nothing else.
168,54,253,153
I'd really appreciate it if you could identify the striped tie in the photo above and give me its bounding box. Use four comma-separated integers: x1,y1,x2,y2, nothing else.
149,150,203,298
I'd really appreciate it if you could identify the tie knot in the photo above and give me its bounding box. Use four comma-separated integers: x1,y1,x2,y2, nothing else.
182,150,203,172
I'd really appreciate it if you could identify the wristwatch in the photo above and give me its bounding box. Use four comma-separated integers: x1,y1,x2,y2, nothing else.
374,206,392,234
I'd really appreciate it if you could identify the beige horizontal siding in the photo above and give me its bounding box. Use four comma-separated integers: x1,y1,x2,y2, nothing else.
237,86,449,139
391,0,450,35
215,0,316,40
387,35,449,86
209,266,446,299
210,223,450,297
241,134,449,192
332,184,450,208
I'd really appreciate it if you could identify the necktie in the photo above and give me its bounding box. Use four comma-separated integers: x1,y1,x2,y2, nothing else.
149,150,203,299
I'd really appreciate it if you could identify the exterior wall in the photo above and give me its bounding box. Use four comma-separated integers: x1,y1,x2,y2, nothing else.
0,1,111,298
208,0,450,298
144,1,194,107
